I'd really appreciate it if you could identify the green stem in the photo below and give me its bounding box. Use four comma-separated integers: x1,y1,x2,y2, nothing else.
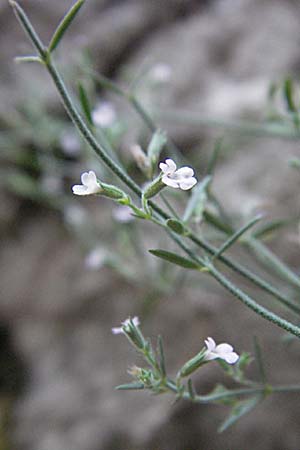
166,380,300,403
10,1,300,334
158,109,300,141
168,233,300,338
208,264,300,338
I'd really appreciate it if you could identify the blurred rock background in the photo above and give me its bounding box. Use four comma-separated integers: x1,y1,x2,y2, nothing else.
1,0,300,449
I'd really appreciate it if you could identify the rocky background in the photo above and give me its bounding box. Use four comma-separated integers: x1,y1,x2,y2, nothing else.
2,0,300,449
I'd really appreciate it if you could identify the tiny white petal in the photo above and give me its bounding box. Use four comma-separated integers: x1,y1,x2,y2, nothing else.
111,326,123,335
72,185,88,195
204,336,239,365
205,337,216,352
159,158,197,191
92,101,116,127
72,171,102,196
179,178,197,190
112,316,140,335
224,352,239,364
162,175,180,188
175,167,194,178
159,162,169,173
165,158,177,172
215,343,234,353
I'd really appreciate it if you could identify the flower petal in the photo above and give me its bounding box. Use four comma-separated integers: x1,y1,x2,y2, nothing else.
179,177,197,190
111,326,123,335
175,167,194,178
205,337,216,352
159,159,176,174
223,352,239,364
215,343,234,354
81,171,90,185
162,175,180,188
165,159,177,172
87,170,97,185
72,185,88,195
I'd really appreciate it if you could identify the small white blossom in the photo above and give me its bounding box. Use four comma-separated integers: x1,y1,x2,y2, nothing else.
92,101,116,127
159,158,197,190
84,247,107,270
72,171,102,196
112,316,140,335
150,63,172,83
64,204,86,226
204,337,239,364
60,131,81,156
112,205,134,223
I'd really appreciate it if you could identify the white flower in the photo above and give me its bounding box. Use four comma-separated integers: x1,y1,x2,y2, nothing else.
92,101,116,127
112,205,134,223
159,158,197,190
60,131,81,156
72,171,102,196
150,63,172,83
112,316,140,335
204,337,239,364
84,247,107,270
64,204,86,226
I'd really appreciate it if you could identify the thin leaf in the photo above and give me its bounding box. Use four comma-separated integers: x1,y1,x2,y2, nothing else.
213,215,263,261
157,336,166,377
218,395,262,433
115,382,145,390
253,336,267,383
289,157,300,170
78,82,93,126
207,137,223,175
149,249,201,270
246,237,300,289
48,0,85,53
253,218,293,240
147,130,167,169
284,78,297,113
166,219,185,235
15,55,42,64
187,379,195,400
203,210,233,235
182,176,211,223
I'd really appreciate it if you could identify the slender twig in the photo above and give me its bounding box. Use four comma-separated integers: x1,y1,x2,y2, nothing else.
10,1,300,338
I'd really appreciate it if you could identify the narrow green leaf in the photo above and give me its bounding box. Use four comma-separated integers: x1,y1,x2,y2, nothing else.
48,0,85,53
157,336,166,377
213,215,263,261
218,395,262,432
147,130,167,169
253,336,267,383
284,78,297,113
207,137,223,175
253,218,293,240
187,379,195,400
166,218,185,235
15,55,43,64
78,82,93,126
149,249,201,270
203,210,233,235
9,1,46,57
115,382,145,390
289,157,300,170
182,176,211,223
246,237,300,289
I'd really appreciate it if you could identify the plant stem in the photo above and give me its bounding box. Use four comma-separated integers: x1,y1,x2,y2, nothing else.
10,0,300,335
